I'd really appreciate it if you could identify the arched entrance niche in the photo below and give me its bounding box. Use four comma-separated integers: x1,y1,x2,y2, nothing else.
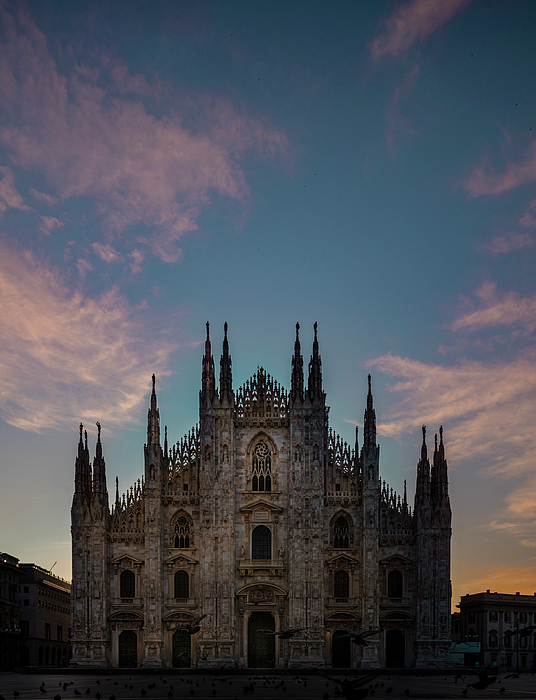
118,630,138,668
248,611,275,668
172,630,191,668
332,631,351,668
386,629,405,667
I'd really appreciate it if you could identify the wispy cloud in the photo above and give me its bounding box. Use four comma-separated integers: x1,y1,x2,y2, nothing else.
480,231,535,255
464,140,536,196
0,3,288,265
450,283,536,334
0,166,28,213
92,242,123,264
0,243,175,432
370,0,472,62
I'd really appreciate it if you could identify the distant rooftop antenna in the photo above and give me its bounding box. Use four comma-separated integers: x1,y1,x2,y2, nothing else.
49,561,57,573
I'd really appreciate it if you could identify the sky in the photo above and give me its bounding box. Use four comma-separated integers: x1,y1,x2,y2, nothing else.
1,0,536,609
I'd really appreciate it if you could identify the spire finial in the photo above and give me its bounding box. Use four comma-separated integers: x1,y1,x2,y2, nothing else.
206,321,210,340
296,321,300,340
314,321,317,340
79,423,83,442
115,475,119,503
84,429,88,450
151,373,156,392
439,424,444,444
422,424,426,444
434,432,438,451
224,321,228,339
96,421,101,442
368,374,372,394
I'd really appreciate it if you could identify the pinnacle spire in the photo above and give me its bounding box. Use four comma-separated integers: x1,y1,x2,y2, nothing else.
363,374,377,448
201,321,216,403
290,322,304,403
147,375,160,446
92,421,107,498
220,321,233,403
307,321,323,401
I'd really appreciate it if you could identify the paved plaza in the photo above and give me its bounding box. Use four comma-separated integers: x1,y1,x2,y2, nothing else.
1,672,536,700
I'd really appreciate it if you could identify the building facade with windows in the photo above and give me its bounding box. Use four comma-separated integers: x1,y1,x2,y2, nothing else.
18,563,72,667
452,591,536,671
0,552,22,671
71,323,452,669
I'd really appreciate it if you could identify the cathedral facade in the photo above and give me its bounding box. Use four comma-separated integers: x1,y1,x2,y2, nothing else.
70,323,452,669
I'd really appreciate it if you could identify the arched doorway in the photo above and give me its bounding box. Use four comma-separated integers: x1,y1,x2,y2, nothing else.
386,629,405,667
172,630,191,668
248,611,275,668
20,645,29,666
332,631,351,668
118,630,138,668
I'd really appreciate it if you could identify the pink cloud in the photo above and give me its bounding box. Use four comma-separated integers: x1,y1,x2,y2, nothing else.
0,166,28,212
480,231,535,255
0,243,175,431
519,198,536,227
370,0,472,62
91,242,123,263
128,249,144,274
39,215,63,235
29,188,57,205
0,3,288,263
464,140,536,196
450,283,536,334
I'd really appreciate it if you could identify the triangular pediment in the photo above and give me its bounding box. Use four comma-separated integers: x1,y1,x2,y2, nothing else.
379,553,412,566
325,553,360,566
239,498,283,514
109,610,144,621
165,552,198,566
110,553,144,566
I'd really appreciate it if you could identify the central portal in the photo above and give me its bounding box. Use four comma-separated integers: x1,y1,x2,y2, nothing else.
248,611,275,668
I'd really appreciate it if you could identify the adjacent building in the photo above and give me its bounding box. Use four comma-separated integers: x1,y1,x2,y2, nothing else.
0,552,22,670
71,323,452,669
18,564,71,667
452,591,536,671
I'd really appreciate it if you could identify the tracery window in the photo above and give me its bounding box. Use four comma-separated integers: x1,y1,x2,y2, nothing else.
333,516,350,548
334,570,349,598
174,570,189,599
388,570,403,598
120,570,135,598
173,516,191,548
252,441,272,492
252,525,271,560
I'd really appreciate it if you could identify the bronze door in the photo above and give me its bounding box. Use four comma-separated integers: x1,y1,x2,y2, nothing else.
332,630,351,668
172,630,191,668
248,612,275,668
118,630,137,668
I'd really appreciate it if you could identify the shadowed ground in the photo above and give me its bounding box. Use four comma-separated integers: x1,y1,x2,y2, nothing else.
1,671,536,699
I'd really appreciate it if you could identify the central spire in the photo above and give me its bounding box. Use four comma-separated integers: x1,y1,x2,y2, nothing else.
147,374,160,446
290,322,304,404
363,374,377,448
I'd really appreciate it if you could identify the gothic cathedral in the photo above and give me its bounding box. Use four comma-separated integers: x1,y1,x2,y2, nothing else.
71,323,452,669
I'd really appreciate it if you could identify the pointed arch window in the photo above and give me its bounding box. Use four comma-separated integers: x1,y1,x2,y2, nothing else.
174,570,189,599
252,441,272,492
120,570,135,598
333,516,350,548
173,516,191,548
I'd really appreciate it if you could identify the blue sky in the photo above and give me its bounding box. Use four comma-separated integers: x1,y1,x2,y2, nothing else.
1,0,536,607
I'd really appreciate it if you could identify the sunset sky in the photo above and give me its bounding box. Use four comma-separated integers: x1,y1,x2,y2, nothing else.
1,0,536,609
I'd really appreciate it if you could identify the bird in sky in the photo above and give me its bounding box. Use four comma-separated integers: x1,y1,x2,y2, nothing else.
338,629,381,646
175,613,207,635
256,626,307,639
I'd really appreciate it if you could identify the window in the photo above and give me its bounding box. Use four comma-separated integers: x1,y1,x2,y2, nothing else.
173,516,191,549
489,632,498,648
24,586,29,593
520,636,528,648
505,635,511,648
521,655,527,668
505,612,511,622
489,611,498,622
468,612,476,623
388,570,403,598
252,525,271,560
519,612,528,624
45,623,51,640
57,626,62,641
23,599,29,606
120,570,135,598
174,571,189,599
20,621,29,639
506,655,512,668
334,570,349,598
333,516,350,549
252,442,272,491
